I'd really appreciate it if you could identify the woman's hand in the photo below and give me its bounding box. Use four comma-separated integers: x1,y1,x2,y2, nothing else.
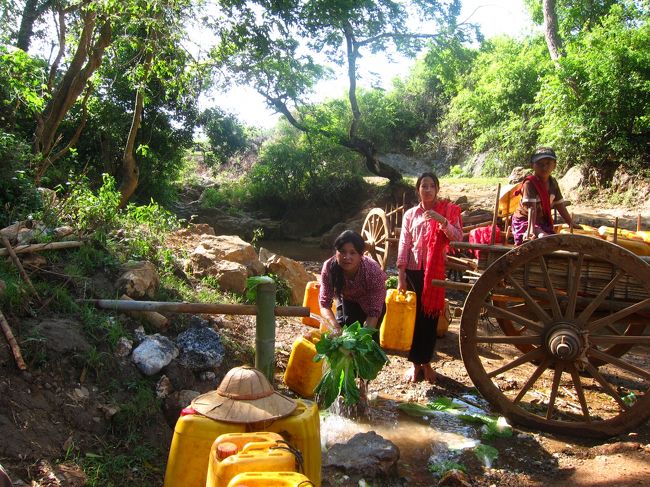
424,210,448,227
397,270,408,293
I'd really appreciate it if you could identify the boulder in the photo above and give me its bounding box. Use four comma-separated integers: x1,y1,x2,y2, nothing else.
323,431,400,480
508,166,529,184
116,261,159,299
175,317,225,371
190,235,265,277
376,153,432,177
132,334,179,376
265,254,314,305
559,164,588,202
25,318,91,355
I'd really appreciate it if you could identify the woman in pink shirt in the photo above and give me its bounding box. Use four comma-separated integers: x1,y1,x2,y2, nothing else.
397,173,463,383
319,230,387,334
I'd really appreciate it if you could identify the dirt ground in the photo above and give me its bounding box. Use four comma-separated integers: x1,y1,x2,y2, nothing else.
1,179,649,486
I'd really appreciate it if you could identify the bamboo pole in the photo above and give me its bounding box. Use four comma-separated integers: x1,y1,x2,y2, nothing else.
0,310,26,370
1,235,41,302
0,240,82,257
614,217,619,244
490,183,501,246
255,278,276,382
120,295,169,330
638,214,642,232
78,299,310,317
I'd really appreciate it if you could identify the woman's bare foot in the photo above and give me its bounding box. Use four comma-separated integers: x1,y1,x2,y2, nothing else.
421,363,436,384
403,364,422,383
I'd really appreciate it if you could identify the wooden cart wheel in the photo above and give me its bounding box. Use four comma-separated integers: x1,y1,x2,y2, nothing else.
362,208,390,270
460,234,650,438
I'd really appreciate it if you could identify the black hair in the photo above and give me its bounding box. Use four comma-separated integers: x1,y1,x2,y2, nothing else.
329,230,365,295
415,172,440,199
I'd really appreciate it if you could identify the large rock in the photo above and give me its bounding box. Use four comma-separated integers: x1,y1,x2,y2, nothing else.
175,317,225,371
190,235,265,277
117,261,159,299
323,431,400,480
261,251,314,305
132,334,179,376
559,164,588,203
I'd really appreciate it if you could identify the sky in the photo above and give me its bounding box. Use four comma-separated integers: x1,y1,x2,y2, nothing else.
204,0,535,129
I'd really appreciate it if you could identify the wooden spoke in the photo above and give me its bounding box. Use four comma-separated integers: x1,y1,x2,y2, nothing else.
487,347,545,378
575,270,625,327
568,364,591,421
604,324,624,335
476,335,543,345
587,348,650,381
484,303,544,333
564,253,584,320
361,208,390,270
546,362,565,419
583,362,629,411
590,335,650,345
538,255,562,320
587,298,650,333
513,357,552,404
505,275,552,324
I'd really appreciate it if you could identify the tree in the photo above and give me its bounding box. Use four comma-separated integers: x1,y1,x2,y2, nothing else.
210,0,477,181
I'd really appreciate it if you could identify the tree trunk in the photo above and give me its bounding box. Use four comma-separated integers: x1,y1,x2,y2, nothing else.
33,10,112,181
542,0,563,61
15,0,54,52
118,88,144,208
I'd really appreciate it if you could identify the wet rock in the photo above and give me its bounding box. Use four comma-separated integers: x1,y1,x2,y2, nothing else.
132,334,179,376
117,261,160,299
324,431,400,479
176,321,225,371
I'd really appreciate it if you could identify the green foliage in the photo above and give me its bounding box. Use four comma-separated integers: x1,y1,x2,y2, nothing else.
77,442,163,487
58,174,121,235
385,276,398,289
535,3,650,174
244,274,290,306
474,443,499,467
199,107,250,165
0,131,40,226
314,322,389,408
112,378,162,439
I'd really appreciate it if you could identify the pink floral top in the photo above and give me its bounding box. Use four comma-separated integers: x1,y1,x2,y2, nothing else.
397,202,463,271
319,255,387,317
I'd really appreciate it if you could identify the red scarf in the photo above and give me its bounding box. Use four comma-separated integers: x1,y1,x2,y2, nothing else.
421,200,461,318
515,175,553,225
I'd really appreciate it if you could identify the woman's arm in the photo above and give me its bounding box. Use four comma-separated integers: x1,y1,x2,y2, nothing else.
318,259,339,332
397,209,415,292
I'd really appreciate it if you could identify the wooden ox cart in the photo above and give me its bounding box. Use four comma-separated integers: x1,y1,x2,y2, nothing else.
362,189,650,438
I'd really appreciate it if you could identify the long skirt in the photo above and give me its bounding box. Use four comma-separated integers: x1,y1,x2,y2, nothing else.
405,269,439,364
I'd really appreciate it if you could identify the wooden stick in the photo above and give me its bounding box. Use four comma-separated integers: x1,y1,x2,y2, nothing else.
614,217,619,244
1,235,41,302
120,295,169,330
0,310,26,370
0,240,82,257
637,214,642,232
490,183,501,246
79,299,310,317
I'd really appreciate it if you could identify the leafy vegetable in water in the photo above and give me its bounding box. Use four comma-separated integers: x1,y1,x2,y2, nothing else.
399,396,513,440
313,321,388,409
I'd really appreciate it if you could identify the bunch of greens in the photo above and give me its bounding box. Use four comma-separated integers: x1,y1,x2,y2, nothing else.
399,396,513,440
314,321,389,408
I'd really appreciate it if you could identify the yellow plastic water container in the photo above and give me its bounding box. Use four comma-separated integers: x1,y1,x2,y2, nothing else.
380,289,416,352
228,471,315,487
206,432,296,487
284,331,323,398
163,400,321,487
436,299,451,338
301,281,322,327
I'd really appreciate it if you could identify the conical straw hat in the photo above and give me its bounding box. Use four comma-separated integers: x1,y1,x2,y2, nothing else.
190,366,296,423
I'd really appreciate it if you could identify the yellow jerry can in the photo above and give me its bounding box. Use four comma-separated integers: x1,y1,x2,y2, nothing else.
163,399,321,487
227,471,315,487
380,289,416,352
301,281,322,327
206,432,296,487
284,332,323,398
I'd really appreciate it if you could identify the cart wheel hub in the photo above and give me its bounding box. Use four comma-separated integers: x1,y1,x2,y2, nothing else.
547,325,581,360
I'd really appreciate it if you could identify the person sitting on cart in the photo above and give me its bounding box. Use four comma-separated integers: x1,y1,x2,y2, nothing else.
511,147,579,245
318,230,387,335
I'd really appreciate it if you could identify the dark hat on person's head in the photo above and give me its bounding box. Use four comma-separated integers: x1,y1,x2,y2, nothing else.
531,147,557,164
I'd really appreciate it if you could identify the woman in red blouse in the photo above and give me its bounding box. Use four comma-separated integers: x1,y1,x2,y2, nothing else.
397,173,463,383
319,230,387,334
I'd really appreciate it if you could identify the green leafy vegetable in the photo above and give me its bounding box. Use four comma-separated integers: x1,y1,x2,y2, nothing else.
313,321,388,408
